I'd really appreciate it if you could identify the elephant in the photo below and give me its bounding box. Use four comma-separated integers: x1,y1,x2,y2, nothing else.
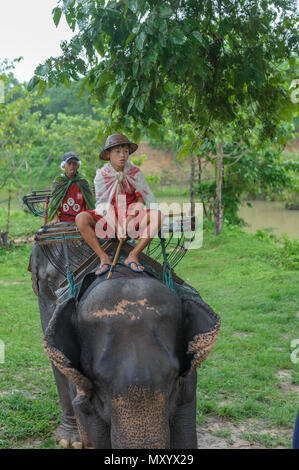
29,239,220,449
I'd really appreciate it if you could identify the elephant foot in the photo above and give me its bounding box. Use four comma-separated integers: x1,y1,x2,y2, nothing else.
54,417,83,449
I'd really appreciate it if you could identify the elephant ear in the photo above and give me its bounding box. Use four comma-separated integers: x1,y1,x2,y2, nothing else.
181,296,221,376
43,298,93,400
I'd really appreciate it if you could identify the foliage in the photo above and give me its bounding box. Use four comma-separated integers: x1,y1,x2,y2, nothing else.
31,1,298,138
255,229,299,270
153,118,299,225
42,112,107,184
38,79,99,119
0,64,111,201
0,71,52,202
220,147,299,224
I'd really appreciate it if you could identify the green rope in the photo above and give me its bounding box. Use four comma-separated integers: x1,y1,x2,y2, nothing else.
159,233,176,295
62,235,76,299
41,234,82,242
67,272,77,299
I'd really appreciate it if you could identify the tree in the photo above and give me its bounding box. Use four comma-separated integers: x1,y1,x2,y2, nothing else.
45,112,108,183
0,64,109,203
0,66,49,203
30,1,298,132
39,79,99,119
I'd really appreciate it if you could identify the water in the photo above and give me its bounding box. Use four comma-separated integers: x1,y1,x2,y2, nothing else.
157,195,299,240
238,201,299,240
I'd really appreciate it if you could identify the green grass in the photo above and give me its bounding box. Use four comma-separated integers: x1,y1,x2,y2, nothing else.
0,244,61,449
151,183,190,201
0,210,298,448
239,432,290,448
0,207,42,239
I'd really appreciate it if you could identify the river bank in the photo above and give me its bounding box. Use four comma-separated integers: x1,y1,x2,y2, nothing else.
238,200,299,240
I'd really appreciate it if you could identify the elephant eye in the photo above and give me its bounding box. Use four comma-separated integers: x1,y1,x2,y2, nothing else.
72,394,94,415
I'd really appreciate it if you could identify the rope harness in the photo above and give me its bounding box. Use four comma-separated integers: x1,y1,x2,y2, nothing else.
62,235,76,299
159,232,176,295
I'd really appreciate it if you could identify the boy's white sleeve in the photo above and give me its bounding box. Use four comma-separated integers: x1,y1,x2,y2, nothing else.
94,168,118,216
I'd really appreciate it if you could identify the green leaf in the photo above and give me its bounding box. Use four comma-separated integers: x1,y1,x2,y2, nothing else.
121,82,128,94
37,80,47,96
155,19,168,35
52,7,62,27
66,11,76,32
132,62,139,78
132,84,139,97
125,32,136,47
136,32,146,51
77,80,88,100
27,76,39,92
94,37,105,56
96,70,113,88
192,31,204,45
288,57,297,67
62,0,75,10
159,5,173,18
135,95,145,113
165,82,175,94
128,0,138,14
142,56,153,77
127,98,135,113
171,28,185,45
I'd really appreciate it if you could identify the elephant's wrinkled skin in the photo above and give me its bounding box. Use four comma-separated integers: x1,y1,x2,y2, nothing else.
29,243,220,449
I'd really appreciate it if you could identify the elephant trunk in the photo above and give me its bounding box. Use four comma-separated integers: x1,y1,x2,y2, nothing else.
111,386,170,449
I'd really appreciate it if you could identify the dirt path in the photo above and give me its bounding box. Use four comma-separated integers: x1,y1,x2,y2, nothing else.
196,416,293,449
0,280,26,285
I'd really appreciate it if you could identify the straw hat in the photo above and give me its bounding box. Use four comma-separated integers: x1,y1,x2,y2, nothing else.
99,133,138,160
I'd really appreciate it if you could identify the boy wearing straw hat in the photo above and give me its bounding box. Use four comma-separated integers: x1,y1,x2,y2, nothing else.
76,133,162,276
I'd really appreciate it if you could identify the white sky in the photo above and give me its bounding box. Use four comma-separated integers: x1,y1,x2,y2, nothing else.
0,0,75,83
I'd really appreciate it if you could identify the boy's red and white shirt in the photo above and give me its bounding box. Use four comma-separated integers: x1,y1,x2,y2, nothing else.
94,162,157,216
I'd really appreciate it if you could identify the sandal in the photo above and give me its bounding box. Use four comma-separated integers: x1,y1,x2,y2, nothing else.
125,261,144,273
95,263,112,276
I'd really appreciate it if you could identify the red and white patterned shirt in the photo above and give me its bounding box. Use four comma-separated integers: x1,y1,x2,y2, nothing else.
58,183,87,222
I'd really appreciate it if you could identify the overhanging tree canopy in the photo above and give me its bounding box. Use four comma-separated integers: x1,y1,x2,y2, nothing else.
29,0,298,139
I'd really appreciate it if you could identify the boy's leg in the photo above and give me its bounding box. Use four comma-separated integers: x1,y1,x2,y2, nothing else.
75,212,112,274
125,209,162,271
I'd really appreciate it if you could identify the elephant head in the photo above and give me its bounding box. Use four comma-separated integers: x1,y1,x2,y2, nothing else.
43,275,220,449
